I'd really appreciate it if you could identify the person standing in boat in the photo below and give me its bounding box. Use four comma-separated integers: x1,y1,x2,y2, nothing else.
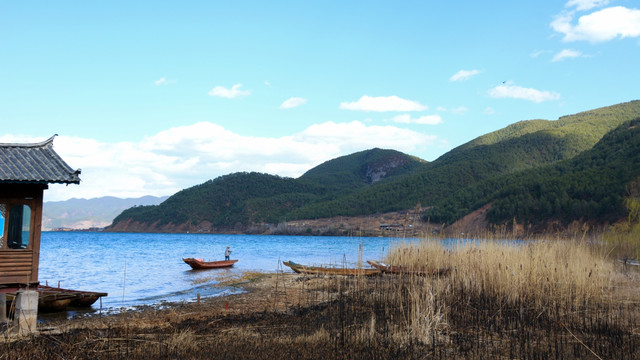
225,246,232,261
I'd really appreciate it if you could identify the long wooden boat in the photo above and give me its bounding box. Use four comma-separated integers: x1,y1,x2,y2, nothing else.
367,260,452,277
282,261,380,276
39,285,108,307
5,285,108,313
183,258,238,270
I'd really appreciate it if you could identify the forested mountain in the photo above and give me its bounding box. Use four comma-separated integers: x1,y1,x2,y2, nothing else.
425,117,640,228
109,149,425,231
287,100,640,220
107,100,640,234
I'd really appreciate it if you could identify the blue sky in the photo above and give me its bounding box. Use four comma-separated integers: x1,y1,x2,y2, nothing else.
2,0,639,201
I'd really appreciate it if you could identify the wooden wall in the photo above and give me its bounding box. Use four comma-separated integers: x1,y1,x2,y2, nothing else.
0,184,45,287
0,250,35,285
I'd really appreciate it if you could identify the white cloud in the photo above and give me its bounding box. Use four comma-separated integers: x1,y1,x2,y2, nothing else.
484,107,496,115
339,95,427,112
280,97,307,109
552,49,583,61
392,114,443,125
449,69,482,82
566,0,609,11
488,83,560,103
154,77,177,86
7,122,442,201
208,83,251,98
552,6,640,42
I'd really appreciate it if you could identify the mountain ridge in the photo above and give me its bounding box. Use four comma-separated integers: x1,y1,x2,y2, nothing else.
43,195,168,230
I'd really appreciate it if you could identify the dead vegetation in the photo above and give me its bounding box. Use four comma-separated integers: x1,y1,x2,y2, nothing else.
2,237,639,359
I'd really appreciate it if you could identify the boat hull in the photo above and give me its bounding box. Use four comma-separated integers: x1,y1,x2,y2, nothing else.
367,260,451,277
283,261,380,276
183,258,238,270
5,285,108,313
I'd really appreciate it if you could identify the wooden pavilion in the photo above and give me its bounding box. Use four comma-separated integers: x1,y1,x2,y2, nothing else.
0,135,80,333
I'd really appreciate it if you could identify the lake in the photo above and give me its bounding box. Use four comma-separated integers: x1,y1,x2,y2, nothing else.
38,232,413,313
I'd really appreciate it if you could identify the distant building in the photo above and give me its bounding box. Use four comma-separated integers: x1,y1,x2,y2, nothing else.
380,223,404,231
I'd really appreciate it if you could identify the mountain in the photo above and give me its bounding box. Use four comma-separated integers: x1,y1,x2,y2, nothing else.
43,195,168,230
425,117,640,231
287,100,640,220
107,149,425,232
107,100,640,234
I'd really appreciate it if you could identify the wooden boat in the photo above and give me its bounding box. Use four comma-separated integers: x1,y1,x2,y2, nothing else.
367,260,452,277
39,285,108,307
282,261,380,276
183,258,238,270
5,285,108,313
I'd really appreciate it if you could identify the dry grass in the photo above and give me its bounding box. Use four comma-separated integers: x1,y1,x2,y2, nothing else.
2,236,639,359
387,239,616,309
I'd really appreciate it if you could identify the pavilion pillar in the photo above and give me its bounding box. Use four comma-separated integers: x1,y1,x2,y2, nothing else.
12,290,38,336
0,293,6,323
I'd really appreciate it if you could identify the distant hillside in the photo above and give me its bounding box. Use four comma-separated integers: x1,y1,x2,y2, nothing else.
299,148,426,192
107,100,640,234
43,195,168,230
108,149,424,232
425,117,640,231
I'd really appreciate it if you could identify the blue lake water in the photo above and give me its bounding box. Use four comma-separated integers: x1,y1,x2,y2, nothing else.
38,232,413,313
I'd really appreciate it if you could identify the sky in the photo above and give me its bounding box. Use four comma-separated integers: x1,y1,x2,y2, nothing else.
1,0,639,201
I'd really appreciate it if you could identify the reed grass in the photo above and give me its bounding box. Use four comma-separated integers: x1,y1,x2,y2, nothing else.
387,239,615,309
3,235,638,359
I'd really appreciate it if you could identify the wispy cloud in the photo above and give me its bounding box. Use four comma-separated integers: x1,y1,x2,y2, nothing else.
530,49,551,58
154,77,176,86
208,84,251,98
552,48,584,61
7,122,442,201
565,0,610,11
392,114,443,125
551,6,640,42
340,95,427,112
280,97,307,109
449,69,482,82
450,106,468,115
488,83,560,103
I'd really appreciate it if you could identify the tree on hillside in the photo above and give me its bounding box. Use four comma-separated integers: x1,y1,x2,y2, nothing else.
605,175,640,262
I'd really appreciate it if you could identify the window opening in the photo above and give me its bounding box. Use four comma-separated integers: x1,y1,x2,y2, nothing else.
0,203,5,247
7,204,31,249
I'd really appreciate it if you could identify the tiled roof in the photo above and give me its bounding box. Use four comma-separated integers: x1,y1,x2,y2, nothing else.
0,135,81,184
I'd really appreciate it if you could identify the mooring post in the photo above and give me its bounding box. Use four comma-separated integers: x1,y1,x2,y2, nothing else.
12,290,38,336
0,293,6,324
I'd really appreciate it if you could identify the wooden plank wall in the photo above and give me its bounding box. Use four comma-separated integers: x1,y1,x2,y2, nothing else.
0,250,34,285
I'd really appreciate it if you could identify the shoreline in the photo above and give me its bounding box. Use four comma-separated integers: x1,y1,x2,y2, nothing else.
33,270,302,332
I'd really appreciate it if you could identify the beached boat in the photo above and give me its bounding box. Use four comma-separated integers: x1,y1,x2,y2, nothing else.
5,285,108,313
183,258,238,270
282,261,380,276
367,260,452,277
39,285,108,307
